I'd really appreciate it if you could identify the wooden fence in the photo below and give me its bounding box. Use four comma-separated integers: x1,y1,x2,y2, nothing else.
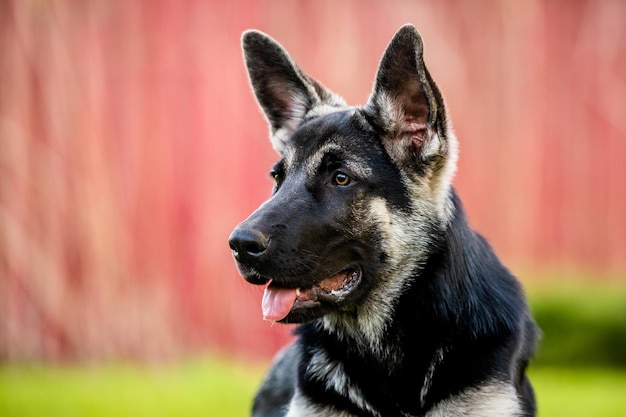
1,0,624,361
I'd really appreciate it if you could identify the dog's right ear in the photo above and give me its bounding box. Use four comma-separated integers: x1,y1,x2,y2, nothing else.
242,30,345,154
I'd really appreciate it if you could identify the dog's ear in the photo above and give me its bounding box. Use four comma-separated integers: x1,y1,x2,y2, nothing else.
365,25,453,170
242,30,345,154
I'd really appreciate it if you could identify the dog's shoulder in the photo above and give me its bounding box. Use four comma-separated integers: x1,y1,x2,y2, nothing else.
253,343,299,417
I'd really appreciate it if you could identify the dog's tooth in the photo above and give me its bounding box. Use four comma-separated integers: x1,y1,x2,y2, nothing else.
296,288,301,297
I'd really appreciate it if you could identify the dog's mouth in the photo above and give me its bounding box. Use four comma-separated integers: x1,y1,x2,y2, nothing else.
261,268,362,322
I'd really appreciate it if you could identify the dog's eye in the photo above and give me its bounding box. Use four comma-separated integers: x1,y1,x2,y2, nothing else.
270,170,280,183
333,172,351,186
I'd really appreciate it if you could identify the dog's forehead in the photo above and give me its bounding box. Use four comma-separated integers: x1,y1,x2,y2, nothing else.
282,109,377,167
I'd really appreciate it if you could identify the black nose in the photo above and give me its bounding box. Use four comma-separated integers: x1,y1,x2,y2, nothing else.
228,228,269,264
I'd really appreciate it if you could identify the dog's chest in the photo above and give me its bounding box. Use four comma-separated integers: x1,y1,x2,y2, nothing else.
287,379,522,417
423,381,522,416
299,346,521,417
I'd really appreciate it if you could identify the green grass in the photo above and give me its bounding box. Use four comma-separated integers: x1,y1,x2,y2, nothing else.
529,367,626,417
0,357,266,417
2,359,626,417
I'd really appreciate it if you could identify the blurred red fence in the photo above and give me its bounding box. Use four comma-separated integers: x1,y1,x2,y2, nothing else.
1,0,625,362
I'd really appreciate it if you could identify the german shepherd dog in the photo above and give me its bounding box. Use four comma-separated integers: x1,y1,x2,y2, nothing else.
229,24,539,417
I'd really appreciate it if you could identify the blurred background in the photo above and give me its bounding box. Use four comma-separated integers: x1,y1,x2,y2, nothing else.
1,0,625,415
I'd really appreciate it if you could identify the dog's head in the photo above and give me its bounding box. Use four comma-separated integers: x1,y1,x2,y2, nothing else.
229,25,458,330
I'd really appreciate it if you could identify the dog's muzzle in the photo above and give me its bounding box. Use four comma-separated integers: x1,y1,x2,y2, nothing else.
229,225,364,323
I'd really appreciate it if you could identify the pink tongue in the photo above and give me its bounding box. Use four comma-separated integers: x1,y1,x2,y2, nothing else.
262,282,297,321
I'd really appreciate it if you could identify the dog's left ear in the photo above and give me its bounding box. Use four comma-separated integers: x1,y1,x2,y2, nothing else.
365,25,454,170
242,30,345,154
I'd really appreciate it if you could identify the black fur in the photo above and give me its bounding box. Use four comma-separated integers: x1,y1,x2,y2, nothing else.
230,24,539,417
249,193,537,417
295,192,537,416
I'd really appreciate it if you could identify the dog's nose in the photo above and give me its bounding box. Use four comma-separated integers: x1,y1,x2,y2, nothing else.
228,228,269,263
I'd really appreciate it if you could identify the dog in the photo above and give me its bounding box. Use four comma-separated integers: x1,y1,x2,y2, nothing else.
229,24,539,417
